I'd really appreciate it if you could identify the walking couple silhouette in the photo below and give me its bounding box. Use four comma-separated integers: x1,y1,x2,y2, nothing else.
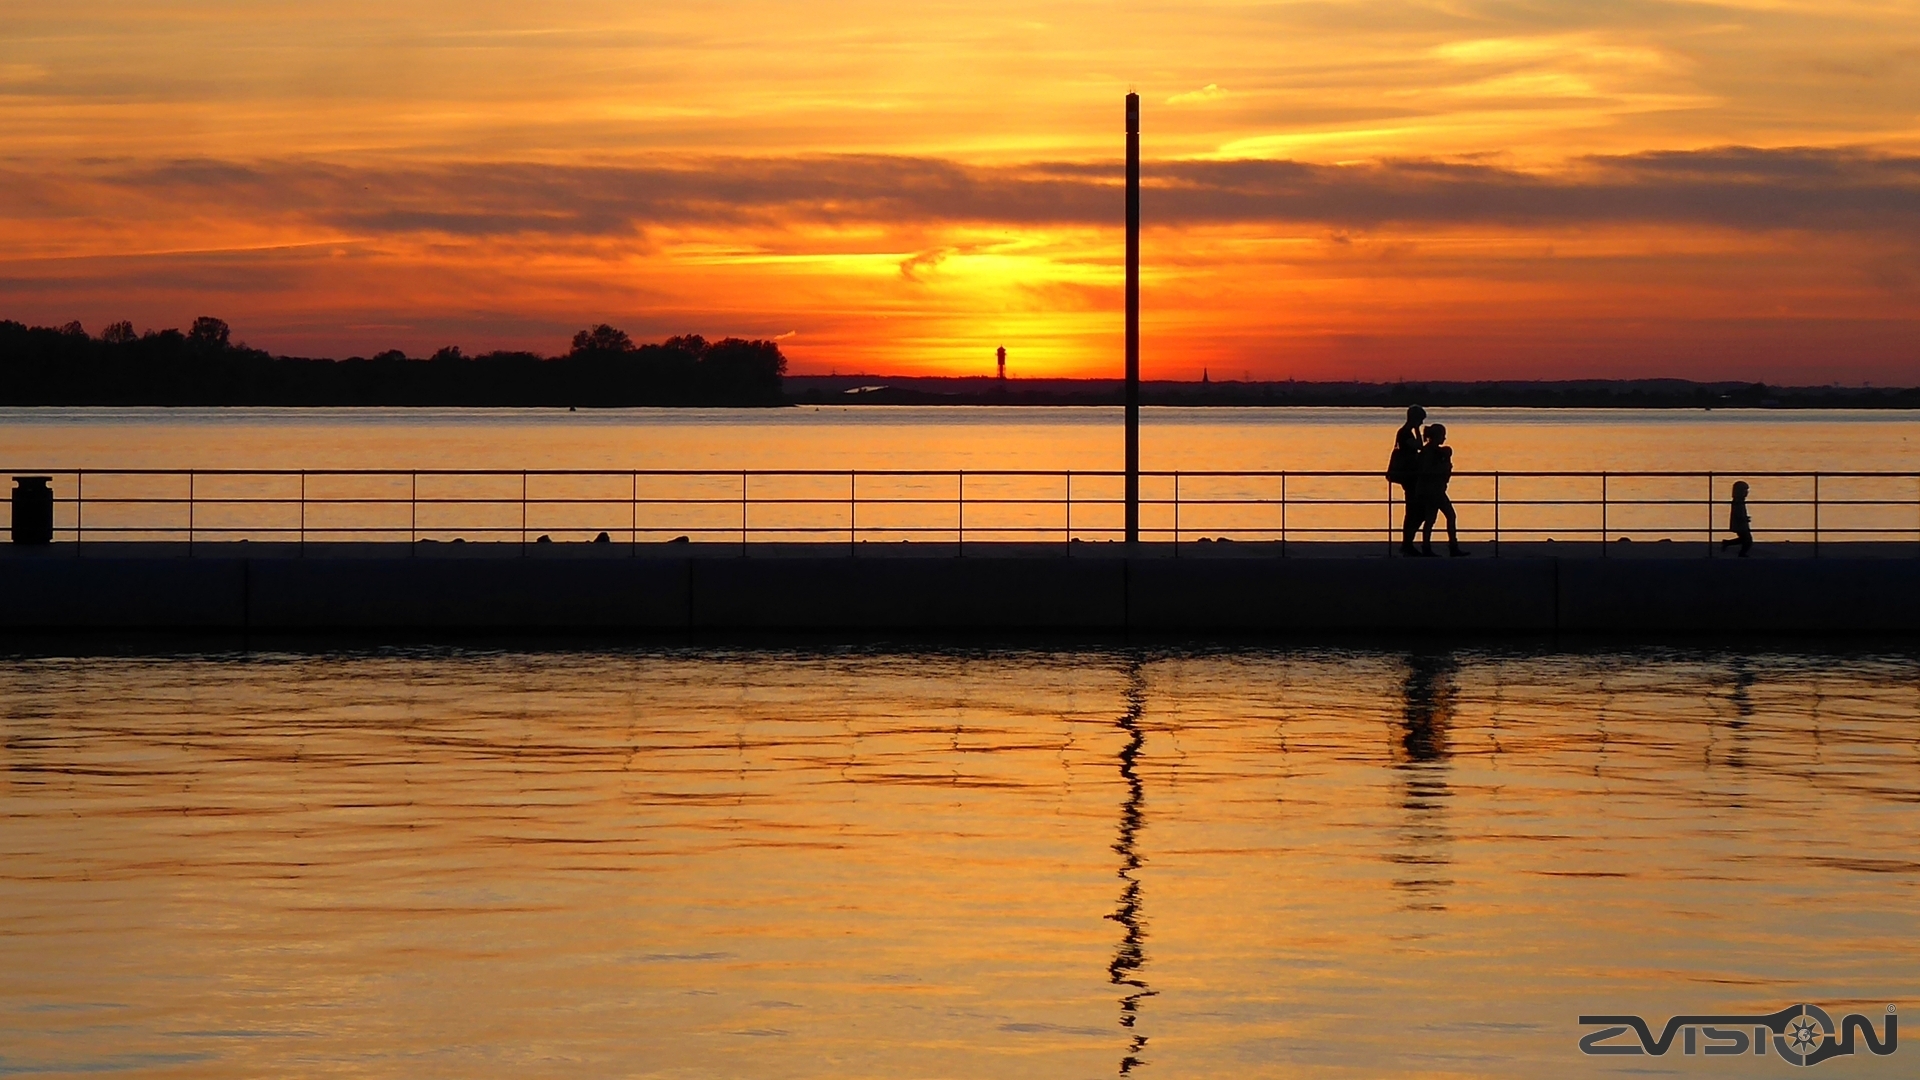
1387,406,1468,557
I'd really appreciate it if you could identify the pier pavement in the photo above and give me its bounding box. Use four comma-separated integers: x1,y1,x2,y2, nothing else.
2,540,1917,634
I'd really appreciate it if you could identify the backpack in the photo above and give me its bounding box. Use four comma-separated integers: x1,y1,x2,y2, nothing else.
1386,445,1418,484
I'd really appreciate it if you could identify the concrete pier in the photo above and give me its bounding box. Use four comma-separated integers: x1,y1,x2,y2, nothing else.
2,541,1917,634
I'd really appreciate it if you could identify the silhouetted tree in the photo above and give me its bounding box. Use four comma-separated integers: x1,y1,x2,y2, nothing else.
700,336,786,399
59,321,85,338
0,316,789,405
570,324,634,355
188,316,230,348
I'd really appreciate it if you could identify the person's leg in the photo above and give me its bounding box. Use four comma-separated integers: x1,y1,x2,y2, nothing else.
1738,528,1753,557
1399,486,1421,552
1421,502,1438,554
1439,496,1463,552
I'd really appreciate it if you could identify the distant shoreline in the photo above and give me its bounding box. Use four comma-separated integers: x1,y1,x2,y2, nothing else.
0,378,1915,410
786,375,1920,410
6,318,1918,409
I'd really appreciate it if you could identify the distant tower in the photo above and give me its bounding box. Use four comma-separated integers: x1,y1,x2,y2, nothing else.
997,345,1007,380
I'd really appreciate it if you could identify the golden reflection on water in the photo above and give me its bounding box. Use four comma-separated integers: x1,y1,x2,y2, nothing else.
1,646,1917,1078
3,406,1919,474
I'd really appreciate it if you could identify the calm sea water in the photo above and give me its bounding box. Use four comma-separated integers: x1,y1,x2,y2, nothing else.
2,645,1915,1078
1,405,1918,473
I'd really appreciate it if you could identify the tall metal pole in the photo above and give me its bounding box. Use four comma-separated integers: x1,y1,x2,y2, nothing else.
1125,92,1141,545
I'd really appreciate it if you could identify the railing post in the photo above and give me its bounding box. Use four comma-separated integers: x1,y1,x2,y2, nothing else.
849,470,856,556
740,471,748,555
630,471,637,556
188,470,195,556
1813,473,1821,558
1280,472,1288,558
1173,471,1180,554
1386,479,1393,556
1493,472,1500,558
1602,472,1610,553
957,471,965,554
1065,471,1072,550
520,471,528,554
75,470,83,550
1707,472,1715,557
300,471,307,556
410,471,417,548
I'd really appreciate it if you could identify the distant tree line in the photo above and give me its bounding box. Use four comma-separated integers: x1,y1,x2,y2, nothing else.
0,318,787,406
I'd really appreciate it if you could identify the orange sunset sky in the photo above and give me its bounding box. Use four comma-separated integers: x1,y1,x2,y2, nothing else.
4,1,1920,381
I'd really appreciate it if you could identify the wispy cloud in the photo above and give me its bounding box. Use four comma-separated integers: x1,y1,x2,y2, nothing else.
898,247,953,281
1167,84,1227,105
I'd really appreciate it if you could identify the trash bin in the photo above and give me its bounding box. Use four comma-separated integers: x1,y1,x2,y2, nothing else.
11,476,52,545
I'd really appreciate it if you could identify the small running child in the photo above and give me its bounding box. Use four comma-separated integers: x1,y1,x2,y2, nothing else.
1721,480,1753,557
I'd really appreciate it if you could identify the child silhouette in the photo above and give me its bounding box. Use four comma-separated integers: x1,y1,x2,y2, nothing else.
1417,423,1467,557
1721,481,1753,557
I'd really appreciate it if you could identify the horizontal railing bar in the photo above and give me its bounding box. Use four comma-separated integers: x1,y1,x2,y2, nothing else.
76,491,1920,501
60,494,1919,508
52,532,1911,540
67,523,1902,531
10,468,1920,478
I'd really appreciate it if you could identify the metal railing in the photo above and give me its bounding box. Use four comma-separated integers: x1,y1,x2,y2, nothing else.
7,468,1920,555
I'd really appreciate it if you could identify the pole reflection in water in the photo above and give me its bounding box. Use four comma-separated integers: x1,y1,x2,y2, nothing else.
1391,651,1457,909
1106,661,1155,1075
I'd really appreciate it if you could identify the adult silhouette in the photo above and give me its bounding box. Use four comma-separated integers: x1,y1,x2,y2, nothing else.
1387,406,1426,555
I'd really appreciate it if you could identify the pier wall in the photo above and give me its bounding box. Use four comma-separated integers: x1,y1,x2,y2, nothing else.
3,549,1918,634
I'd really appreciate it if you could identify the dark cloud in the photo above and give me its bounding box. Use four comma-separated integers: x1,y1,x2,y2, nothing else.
897,247,953,281
11,146,1920,237
1139,149,1920,231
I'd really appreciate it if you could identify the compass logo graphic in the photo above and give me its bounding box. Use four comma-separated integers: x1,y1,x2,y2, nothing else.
1578,1002,1897,1066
